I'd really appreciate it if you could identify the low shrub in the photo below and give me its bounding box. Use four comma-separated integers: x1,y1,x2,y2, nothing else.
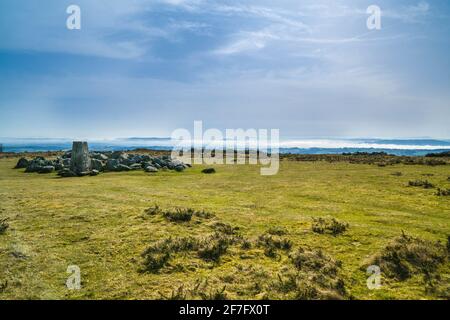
158,285,187,300
270,269,346,300
257,234,293,252
268,247,346,300
408,180,435,189
0,280,7,293
141,237,197,273
162,208,194,222
159,280,228,300
146,206,215,221
211,222,240,235
0,218,9,235
144,205,162,216
436,188,450,196
141,252,171,272
240,239,252,250
194,210,215,219
367,233,448,281
267,226,288,236
199,286,228,300
447,236,450,254
289,247,342,276
197,234,229,262
312,217,349,236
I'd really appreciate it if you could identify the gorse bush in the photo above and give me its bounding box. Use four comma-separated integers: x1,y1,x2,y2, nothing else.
158,284,187,300
436,188,450,196
267,226,288,236
211,222,240,235
0,280,7,293
368,233,448,281
194,210,215,219
0,218,9,235
142,252,171,273
408,180,435,189
141,229,240,272
257,234,293,252
447,236,450,254
312,217,349,236
162,208,194,222
158,280,228,300
144,205,162,216
268,247,346,300
141,237,197,272
199,286,227,300
289,247,342,276
197,234,230,262
145,205,215,222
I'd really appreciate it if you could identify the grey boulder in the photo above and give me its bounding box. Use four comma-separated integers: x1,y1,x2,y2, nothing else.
145,165,158,173
14,158,29,169
91,159,105,172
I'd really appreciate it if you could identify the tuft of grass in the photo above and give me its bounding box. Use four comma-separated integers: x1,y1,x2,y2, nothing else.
312,217,349,236
367,233,448,281
408,180,435,189
0,218,9,235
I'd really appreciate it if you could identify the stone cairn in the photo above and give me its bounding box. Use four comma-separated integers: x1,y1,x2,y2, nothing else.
14,141,190,177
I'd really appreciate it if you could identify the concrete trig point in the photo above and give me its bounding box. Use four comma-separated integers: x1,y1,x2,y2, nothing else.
70,141,91,175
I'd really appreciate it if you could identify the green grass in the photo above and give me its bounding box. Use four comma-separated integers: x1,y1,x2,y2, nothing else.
0,157,449,300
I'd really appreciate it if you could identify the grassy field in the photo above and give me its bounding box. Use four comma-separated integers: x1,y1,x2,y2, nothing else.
0,156,449,300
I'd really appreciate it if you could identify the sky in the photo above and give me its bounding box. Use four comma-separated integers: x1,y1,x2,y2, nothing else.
0,0,449,139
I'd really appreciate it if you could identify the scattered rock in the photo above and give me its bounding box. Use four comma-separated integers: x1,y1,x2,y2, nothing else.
145,165,158,173
91,153,108,161
57,168,77,177
117,164,131,172
14,157,29,169
106,159,119,171
130,163,142,170
19,142,190,177
38,166,55,174
91,159,104,172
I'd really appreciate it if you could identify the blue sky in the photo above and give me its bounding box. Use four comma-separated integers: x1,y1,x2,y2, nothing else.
0,0,449,139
